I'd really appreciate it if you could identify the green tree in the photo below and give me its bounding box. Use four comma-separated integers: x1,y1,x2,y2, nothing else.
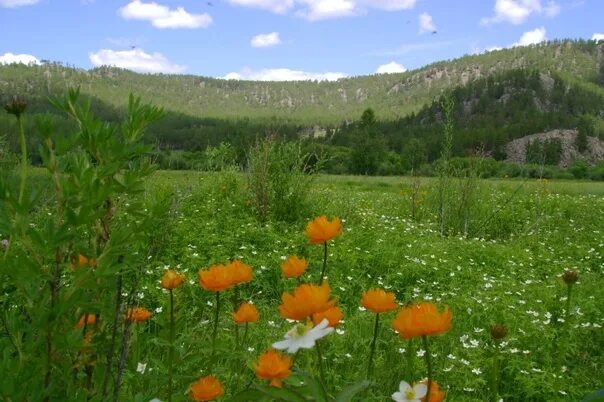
576,114,594,153
350,108,387,175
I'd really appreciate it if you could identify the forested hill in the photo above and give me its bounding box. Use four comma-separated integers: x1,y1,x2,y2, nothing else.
1,39,602,124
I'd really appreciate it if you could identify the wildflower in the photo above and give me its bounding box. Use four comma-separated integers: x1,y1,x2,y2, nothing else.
305,215,342,244
278,282,335,321
312,306,344,328
4,97,27,117
272,319,333,353
229,260,253,285
70,254,97,270
126,307,152,322
281,255,308,278
75,314,97,329
391,381,427,402
392,303,452,339
1,239,9,251
361,288,398,313
561,270,579,285
490,324,508,341
189,375,224,401
254,350,292,388
199,264,234,292
419,379,446,402
161,269,185,290
233,302,260,324
136,362,147,374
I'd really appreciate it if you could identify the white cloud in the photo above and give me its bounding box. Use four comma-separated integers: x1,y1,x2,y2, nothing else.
119,0,212,29
418,12,436,34
222,67,346,81
593,33,604,42
89,48,186,74
362,0,416,10
0,0,38,7
376,61,407,74
0,52,40,65
512,26,546,47
481,0,559,25
226,0,415,20
226,0,294,13
251,32,281,48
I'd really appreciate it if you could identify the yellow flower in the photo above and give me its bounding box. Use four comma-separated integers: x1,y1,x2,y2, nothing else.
392,303,452,339
281,255,308,278
312,306,344,328
361,288,398,313
161,269,185,290
229,259,253,285
278,282,336,321
189,375,224,401
233,302,260,324
305,215,343,244
254,350,292,388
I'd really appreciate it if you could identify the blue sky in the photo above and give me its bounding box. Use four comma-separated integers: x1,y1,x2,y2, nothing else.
0,0,602,80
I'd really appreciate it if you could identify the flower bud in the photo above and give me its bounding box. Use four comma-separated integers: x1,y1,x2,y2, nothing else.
4,97,27,117
490,324,508,341
561,270,578,286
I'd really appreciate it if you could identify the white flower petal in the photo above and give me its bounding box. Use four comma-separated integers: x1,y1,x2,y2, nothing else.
413,383,427,398
398,381,412,393
272,339,292,351
391,391,404,401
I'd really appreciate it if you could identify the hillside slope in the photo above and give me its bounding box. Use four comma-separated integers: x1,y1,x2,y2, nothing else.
0,40,602,124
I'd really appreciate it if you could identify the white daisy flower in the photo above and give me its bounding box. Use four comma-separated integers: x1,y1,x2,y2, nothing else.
272,319,333,353
392,381,427,402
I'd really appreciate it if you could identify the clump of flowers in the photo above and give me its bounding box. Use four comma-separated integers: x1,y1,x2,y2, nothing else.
189,375,224,401
254,350,292,388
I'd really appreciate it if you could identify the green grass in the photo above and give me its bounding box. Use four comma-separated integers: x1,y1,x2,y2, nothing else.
113,171,604,401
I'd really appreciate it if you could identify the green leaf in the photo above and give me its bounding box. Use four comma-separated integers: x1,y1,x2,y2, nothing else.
333,380,373,402
252,384,309,402
296,371,328,402
227,389,266,402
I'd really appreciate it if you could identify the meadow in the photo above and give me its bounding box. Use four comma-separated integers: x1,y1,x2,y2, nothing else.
1,93,603,402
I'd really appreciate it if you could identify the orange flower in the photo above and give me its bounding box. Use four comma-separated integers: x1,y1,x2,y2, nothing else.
125,307,152,322
161,269,185,290
305,215,343,244
70,254,96,270
361,288,398,313
229,260,253,285
199,264,234,292
281,256,308,278
420,380,446,402
312,306,344,327
392,302,452,339
254,350,292,388
75,314,97,329
233,302,260,324
278,282,336,321
189,375,224,401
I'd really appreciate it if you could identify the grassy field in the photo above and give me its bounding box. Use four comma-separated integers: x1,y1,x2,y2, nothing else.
3,169,604,401
131,171,603,401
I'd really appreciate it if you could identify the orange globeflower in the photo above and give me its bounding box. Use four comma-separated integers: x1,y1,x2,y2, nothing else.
75,314,97,329
70,254,97,270
392,302,452,339
278,282,336,321
233,302,260,324
199,264,234,292
281,256,308,278
161,269,185,290
189,375,224,401
305,215,343,244
229,260,253,285
420,379,446,402
254,350,292,388
312,306,344,328
361,288,398,313
125,307,152,322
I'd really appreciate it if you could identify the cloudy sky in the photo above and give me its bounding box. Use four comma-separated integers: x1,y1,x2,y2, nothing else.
0,0,602,80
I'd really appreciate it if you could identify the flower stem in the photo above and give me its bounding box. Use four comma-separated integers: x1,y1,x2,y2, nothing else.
406,339,415,380
212,291,221,348
492,341,501,402
316,340,327,387
168,289,174,402
422,336,433,401
367,313,380,378
318,241,328,285
17,114,27,204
